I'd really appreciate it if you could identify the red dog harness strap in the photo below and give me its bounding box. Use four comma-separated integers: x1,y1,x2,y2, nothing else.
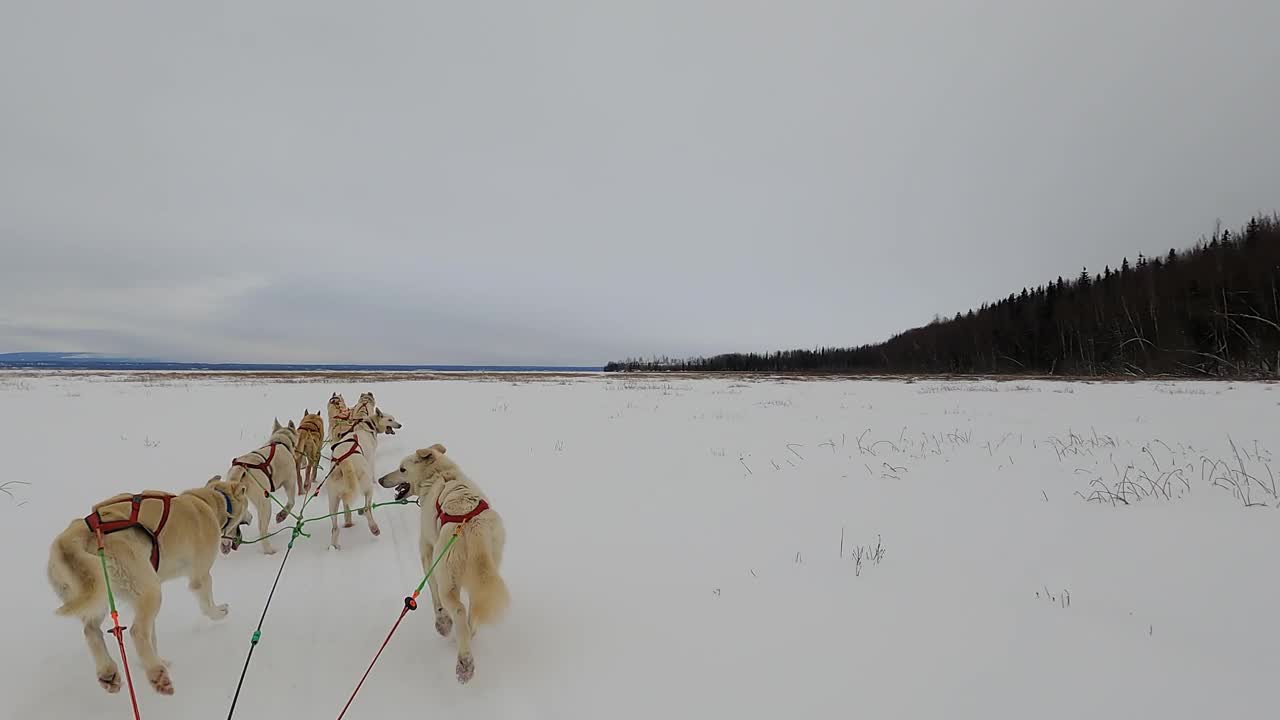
83,493,175,572
436,498,490,527
330,434,362,464
232,442,281,495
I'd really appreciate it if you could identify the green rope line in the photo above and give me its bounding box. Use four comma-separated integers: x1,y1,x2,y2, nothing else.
296,499,417,526
245,471,304,523
414,530,459,598
96,546,120,616
96,540,142,720
235,500,416,545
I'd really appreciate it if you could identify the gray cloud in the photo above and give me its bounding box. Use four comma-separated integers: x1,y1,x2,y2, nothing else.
2,1,1278,364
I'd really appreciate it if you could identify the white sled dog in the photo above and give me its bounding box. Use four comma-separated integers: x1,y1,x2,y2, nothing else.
378,444,508,684
226,419,299,555
47,476,254,695
325,408,401,549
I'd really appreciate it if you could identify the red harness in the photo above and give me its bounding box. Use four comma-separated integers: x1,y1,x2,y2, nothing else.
330,433,363,464
232,442,284,496
331,419,376,465
436,498,490,527
83,493,174,572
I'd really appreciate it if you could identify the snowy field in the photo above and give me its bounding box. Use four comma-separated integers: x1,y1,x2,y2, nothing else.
4,372,1278,719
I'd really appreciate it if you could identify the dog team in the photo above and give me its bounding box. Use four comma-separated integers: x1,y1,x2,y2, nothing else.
45,390,509,698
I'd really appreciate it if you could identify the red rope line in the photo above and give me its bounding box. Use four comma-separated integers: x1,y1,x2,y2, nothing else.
335,593,418,720
107,616,142,720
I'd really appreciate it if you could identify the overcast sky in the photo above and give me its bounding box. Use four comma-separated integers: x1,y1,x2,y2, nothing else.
2,2,1277,365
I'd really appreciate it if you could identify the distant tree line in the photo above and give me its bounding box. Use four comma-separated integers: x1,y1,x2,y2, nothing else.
606,214,1280,377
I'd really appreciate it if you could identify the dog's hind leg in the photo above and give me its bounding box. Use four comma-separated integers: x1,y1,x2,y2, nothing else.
255,492,276,555
275,475,297,524
420,538,450,637
364,491,380,537
440,585,475,684
129,581,173,695
82,614,121,694
328,491,342,550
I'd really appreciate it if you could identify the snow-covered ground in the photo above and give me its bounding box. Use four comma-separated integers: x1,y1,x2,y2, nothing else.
4,373,1278,719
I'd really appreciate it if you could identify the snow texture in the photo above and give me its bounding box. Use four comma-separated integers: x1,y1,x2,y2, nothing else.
4,373,1278,718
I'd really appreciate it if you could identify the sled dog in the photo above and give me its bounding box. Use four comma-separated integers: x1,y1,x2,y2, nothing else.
46,476,253,695
350,391,376,420
225,419,299,555
326,392,351,441
325,408,401,549
296,409,325,493
378,444,508,684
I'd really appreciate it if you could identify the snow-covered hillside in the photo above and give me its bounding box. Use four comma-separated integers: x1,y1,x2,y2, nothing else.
4,373,1277,719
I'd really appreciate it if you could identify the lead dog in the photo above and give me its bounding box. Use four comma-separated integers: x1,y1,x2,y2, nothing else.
350,391,376,420
325,408,401,549
226,419,299,555
47,476,253,695
326,392,351,441
378,444,508,684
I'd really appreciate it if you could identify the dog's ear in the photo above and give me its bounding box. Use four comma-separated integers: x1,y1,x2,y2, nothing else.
273,418,282,431
375,408,384,418
415,447,436,463
288,419,295,430
430,443,447,454
206,474,222,487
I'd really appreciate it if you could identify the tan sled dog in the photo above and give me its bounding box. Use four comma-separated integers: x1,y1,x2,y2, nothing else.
296,409,325,493
226,419,299,555
378,444,508,684
47,476,254,695
324,408,401,550
326,392,351,441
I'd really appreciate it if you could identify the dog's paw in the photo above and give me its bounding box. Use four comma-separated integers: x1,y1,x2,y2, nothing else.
275,510,289,523
98,669,121,694
148,666,174,695
455,654,475,684
343,520,355,528
369,524,381,536
208,604,229,621
262,545,277,556
435,611,453,637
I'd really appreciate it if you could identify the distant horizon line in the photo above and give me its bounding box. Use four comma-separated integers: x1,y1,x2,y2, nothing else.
0,352,604,371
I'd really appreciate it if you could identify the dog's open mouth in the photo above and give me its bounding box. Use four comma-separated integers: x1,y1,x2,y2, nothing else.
394,483,410,501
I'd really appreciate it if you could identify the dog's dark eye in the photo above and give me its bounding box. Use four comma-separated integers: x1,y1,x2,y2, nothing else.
400,466,406,473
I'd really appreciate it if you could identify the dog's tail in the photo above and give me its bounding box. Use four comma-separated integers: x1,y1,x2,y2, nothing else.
48,523,104,617
464,529,509,626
